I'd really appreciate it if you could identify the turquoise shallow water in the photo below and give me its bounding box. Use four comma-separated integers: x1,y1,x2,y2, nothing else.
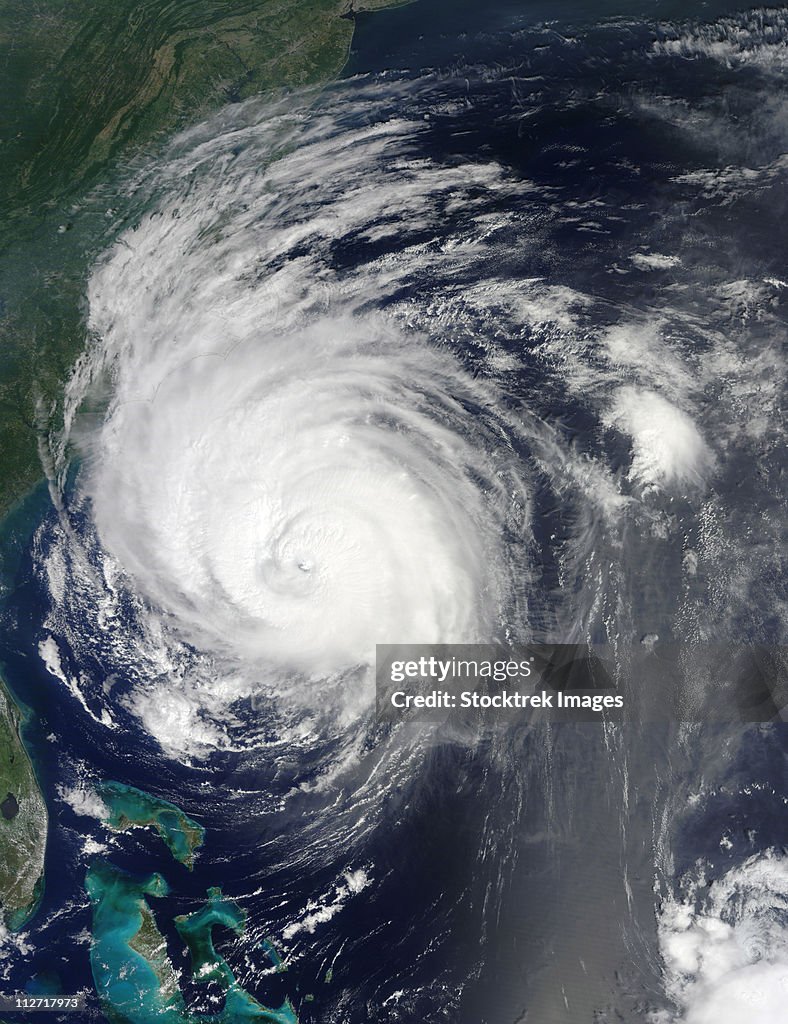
2,2,786,1020
176,890,297,1024
99,781,205,870
175,887,248,988
86,862,183,1023
86,803,297,1024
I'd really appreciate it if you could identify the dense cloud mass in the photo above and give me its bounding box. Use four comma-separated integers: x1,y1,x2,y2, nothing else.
37,25,785,756
654,851,788,1024
24,10,787,1019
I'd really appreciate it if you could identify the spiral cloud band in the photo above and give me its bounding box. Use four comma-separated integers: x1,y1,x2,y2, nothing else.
85,318,520,674
21,17,787,1024
41,59,782,755
45,88,543,752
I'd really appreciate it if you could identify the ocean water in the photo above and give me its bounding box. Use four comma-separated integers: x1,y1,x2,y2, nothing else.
0,3,786,1023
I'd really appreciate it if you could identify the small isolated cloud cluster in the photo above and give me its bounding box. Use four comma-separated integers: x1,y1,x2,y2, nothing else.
283,868,370,941
607,386,715,490
57,783,109,820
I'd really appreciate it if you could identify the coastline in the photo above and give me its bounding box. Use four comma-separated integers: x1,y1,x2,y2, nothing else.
0,675,47,931
0,0,414,940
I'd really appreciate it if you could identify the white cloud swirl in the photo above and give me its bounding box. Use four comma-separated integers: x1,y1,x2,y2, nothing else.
50,91,535,752
41,65,782,756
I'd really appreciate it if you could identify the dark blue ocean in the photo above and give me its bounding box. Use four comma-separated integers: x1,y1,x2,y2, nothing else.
1,2,786,1022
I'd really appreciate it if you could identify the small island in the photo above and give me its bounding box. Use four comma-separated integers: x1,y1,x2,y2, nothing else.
98,781,205,869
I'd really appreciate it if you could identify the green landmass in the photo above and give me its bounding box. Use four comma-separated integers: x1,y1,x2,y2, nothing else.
0,678,47,930
0,0,412,518
0,0,409,970
99,780,205,869
129,901,182,1007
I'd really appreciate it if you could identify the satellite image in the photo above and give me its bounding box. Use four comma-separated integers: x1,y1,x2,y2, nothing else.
0,1,785,1022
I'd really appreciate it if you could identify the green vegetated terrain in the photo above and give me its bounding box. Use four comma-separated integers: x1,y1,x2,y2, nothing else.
0,683,47,928
0,0,411,933
0,0,409,515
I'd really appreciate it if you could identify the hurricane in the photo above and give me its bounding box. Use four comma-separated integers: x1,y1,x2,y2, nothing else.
77,123,538,670
44,61,783,753
6,6,786,1022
